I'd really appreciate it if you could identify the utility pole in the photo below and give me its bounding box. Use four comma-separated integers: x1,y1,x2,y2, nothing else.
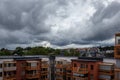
49,55,55,80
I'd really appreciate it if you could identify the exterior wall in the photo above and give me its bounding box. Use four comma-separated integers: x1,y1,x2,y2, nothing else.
0,59,14,80
114,33,120,58
98,63,114,80
16,60,26,80
72,60,102,80
114,33,120,80
41,60,49,80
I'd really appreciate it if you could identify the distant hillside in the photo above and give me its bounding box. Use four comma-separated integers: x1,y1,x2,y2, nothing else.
0,46,114,57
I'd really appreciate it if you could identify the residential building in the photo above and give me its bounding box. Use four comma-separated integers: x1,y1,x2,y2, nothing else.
72,57,103,80
55,59,68,80
0,56,41,80
98,62,114,80
41,60,49,80
114,33,120,80
66,62,72,80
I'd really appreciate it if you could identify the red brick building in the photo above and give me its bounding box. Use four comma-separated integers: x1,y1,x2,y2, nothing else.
2,57,42,80
72,57,103,80
114,33,120,80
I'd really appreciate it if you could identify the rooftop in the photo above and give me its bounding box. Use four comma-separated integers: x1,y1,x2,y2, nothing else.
72,57,103,62
0,56,41,60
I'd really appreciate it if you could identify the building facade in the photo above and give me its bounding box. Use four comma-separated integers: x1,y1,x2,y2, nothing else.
72,57,103,80
114,33,120,80
0,56,42,80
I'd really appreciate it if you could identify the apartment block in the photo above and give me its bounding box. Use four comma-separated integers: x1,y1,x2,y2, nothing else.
66,62,72,80
41,60,49,80
72,57,103,80
114,33,120,80
0,56,41,80
55,60,68,80
98,62,114,80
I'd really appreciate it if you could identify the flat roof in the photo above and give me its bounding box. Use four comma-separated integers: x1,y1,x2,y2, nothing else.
72,57,103,62
99,62,114,66
14,57,41,60
0,55,47,59
115,33,120,36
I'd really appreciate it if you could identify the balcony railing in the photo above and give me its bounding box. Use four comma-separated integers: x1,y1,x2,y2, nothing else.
73,76,88,80
3,67,16,71
42,64,49,68
25,66,39,70
55,64,65,68
73,67,88,74
4,75,16,80
25,73,40,79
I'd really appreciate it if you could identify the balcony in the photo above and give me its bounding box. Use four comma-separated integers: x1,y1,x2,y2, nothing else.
115,68,120,80
55,64,65,68
55,76,63,80
99,63,114,76
55,71,65,76
41,75,49,80
42,64,49,68
99,75,114,80
25,66,39,70
25,73,40,79
41,61,49,68
99,70,114,76
26,61,40,70
73,76,88,80
4,75,16,80
41,71,49,75
3,67,16,72
73,67,88,74
114,45,120,58
66,70,72,75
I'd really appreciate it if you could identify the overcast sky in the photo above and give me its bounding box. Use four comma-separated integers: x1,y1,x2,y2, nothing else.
0,0,120,49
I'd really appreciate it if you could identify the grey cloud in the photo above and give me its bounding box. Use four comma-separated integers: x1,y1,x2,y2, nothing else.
0,0,119,48
84,1,120,42
0,0,69,48
48,1,120,46
92,1,120,24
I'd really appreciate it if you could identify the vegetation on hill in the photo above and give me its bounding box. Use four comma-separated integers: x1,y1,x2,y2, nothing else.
0,46,114,56
0,46,80,56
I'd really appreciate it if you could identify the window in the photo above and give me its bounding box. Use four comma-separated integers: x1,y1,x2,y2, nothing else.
0,64,2,68
31,63,37,67
27,63,31,66
74,63,77,67
80,64,88,68
116,36,120,44
60,69,62,71
42,68,47,71
115,71,120,80
0,72,2,77
73,78,76,80
91,65,94,70
8,63,11,67
67,77,71,80
90,74,94,80
118,39,120,44
13,63,16,66
81,64,85,68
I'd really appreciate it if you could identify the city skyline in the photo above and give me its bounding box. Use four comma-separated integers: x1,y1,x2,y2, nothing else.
0,0,120,49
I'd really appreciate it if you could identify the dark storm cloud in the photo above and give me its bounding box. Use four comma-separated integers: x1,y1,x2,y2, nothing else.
0,0,69,48
0,0,119,48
